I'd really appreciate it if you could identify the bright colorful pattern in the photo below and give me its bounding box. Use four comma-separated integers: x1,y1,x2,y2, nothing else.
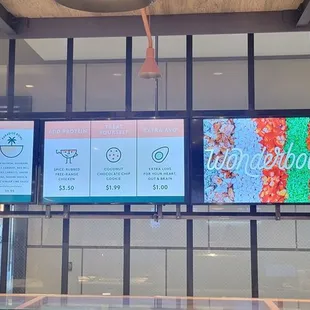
203,119,235,203
254,118,288,203
284,118,310,203
203,117,310,204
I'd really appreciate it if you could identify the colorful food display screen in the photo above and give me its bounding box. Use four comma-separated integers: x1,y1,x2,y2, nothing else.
0,121,35,203
192,117,310,204
43,119,185,204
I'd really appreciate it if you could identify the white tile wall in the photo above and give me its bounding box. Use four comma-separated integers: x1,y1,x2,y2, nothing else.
297,221,310,249
42,219,63,245
193,220,209,248
209,221,250,248
27,205,42,246
27,205,63,246
257,205,296,213
131,219,186,247
257,221,297,249
70,219,123,246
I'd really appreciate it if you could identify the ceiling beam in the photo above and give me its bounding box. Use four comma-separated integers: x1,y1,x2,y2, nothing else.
297,0,310,26
2,10,309,39
0,3,18,36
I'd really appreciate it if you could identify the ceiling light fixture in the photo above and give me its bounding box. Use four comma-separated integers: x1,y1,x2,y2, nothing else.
138,8,161,79
25,84,34,88
55,0,154,13
213,72,223,76
113,73,123,77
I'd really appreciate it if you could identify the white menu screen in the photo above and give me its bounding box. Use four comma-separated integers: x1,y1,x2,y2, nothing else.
43,119,185,204
0,121,34,203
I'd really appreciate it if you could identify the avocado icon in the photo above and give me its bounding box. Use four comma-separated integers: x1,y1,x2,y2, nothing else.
152,146,169,163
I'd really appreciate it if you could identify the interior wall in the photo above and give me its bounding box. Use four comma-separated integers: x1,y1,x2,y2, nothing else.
2,33,310,299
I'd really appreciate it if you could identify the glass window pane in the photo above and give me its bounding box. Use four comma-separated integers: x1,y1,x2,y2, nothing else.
194,250,251,297
132,62,166,111
0,39,8,112
166,62,186,110
73,37,126,112
8,205,63,294
15,39,67,112
26,248,62,294
255,32,310,110
132,37,168,111
27,205,42,246
159,36,186,111
258,216,310,299
131,205,186,296
167,250,186,296
68,207,123,295
68,249,82,295
81,249,123,295
131,249,165,296
193,34,248,110
259,251,310,299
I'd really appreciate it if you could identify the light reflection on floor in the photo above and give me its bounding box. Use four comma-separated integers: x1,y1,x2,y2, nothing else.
0,295,309,310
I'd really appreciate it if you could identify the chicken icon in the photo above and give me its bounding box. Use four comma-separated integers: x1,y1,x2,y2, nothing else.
56,149,78,164
152,146,169,163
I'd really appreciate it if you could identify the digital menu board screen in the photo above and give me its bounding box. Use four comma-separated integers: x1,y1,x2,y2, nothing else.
192,117,310,204
0,121,34,203
43,119,185,204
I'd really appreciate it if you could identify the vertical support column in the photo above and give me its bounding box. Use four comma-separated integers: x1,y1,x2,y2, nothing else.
248,33,255,112
12,206,28,293
186,205,193,296
61,38,74,295
61,205,70,294
154,36,159,115
66,38,74,114
186,35,194,297
7,39,15,116
250,205,258,297
123,205,130,295
123,37,132,296
125,37,132,114
0,205,10,293
248,33,259,298
0,40,16,293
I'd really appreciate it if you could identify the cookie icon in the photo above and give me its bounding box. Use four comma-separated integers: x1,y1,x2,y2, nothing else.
106,147,122,163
